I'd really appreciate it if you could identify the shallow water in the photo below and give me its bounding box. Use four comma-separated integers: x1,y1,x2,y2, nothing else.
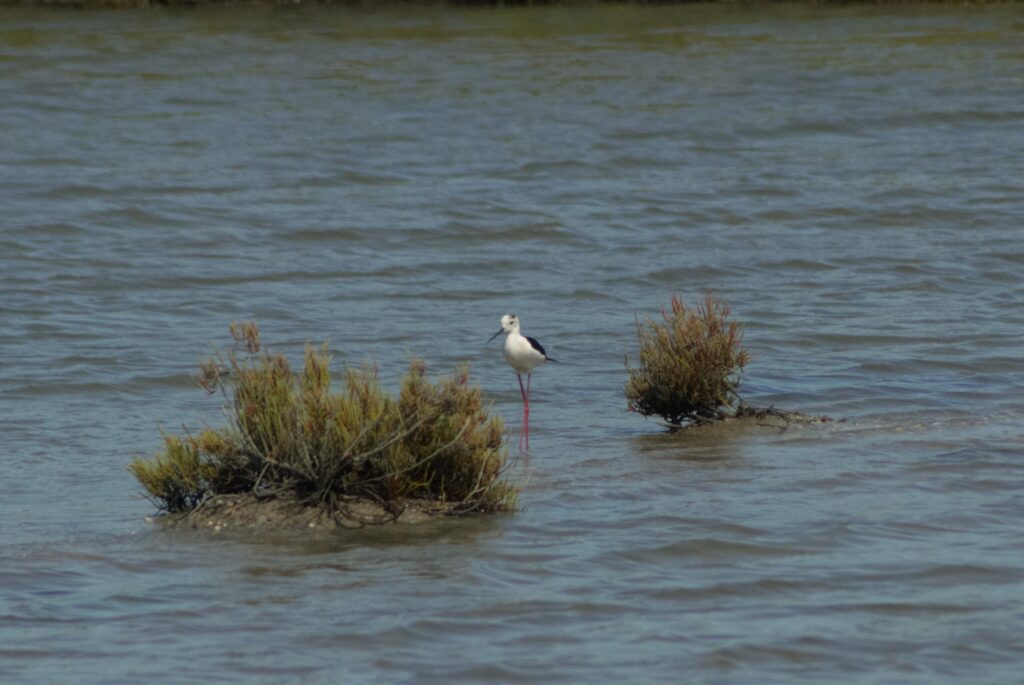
2,4,1023,683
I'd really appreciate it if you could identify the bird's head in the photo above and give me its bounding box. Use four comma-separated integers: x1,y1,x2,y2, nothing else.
488,313,519,342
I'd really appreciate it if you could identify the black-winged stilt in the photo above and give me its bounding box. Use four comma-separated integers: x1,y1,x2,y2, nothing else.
488,313,557,451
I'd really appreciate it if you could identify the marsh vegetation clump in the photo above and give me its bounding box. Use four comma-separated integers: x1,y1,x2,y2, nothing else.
625,293,750,428
130,322,517,524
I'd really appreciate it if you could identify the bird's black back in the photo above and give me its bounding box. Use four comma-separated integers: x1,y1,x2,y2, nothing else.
526,335,557,362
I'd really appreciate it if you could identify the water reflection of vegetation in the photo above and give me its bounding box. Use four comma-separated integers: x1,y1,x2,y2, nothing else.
130,322,517,522
631,424,750,465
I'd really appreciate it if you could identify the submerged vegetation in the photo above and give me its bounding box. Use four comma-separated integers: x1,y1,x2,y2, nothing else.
130,322,516,523
625,293,750,428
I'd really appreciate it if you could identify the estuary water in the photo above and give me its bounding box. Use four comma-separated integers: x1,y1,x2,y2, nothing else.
1,4,1023,683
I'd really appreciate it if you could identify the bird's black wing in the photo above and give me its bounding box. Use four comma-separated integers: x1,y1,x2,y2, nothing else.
526,336,557,362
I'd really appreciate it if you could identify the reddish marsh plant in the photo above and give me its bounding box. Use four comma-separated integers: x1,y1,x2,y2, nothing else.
625,294,750,427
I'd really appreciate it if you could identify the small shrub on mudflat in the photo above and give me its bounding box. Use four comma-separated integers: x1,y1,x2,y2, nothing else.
625,293,749,427
131,323,516,518
129,435,216,513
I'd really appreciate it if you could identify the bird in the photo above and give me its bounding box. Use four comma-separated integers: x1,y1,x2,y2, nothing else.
488,313,557,451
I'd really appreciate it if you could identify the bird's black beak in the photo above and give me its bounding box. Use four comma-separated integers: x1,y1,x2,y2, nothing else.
487,329,503,343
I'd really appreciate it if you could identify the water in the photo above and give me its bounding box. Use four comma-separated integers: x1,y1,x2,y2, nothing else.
2,4,1023,683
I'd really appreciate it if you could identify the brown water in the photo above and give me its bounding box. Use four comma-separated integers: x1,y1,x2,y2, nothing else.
2,4,1023,683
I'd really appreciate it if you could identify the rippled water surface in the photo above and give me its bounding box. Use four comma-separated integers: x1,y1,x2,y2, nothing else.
2,4,1023,683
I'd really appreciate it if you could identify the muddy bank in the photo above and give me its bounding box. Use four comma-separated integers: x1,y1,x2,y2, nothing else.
4,0,1020,8
151,492,463,532
660,407,836,432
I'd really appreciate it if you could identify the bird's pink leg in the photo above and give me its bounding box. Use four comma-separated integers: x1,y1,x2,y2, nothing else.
517,374,528,451
525,372,533,449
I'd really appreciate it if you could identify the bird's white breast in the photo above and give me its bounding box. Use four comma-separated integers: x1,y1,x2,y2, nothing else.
503,333,546,374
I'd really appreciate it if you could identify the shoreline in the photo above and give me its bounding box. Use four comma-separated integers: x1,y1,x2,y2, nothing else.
151,492,465,532
3,0,1021,8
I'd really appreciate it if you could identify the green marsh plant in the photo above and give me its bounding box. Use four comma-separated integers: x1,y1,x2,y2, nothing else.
130,322,516,517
